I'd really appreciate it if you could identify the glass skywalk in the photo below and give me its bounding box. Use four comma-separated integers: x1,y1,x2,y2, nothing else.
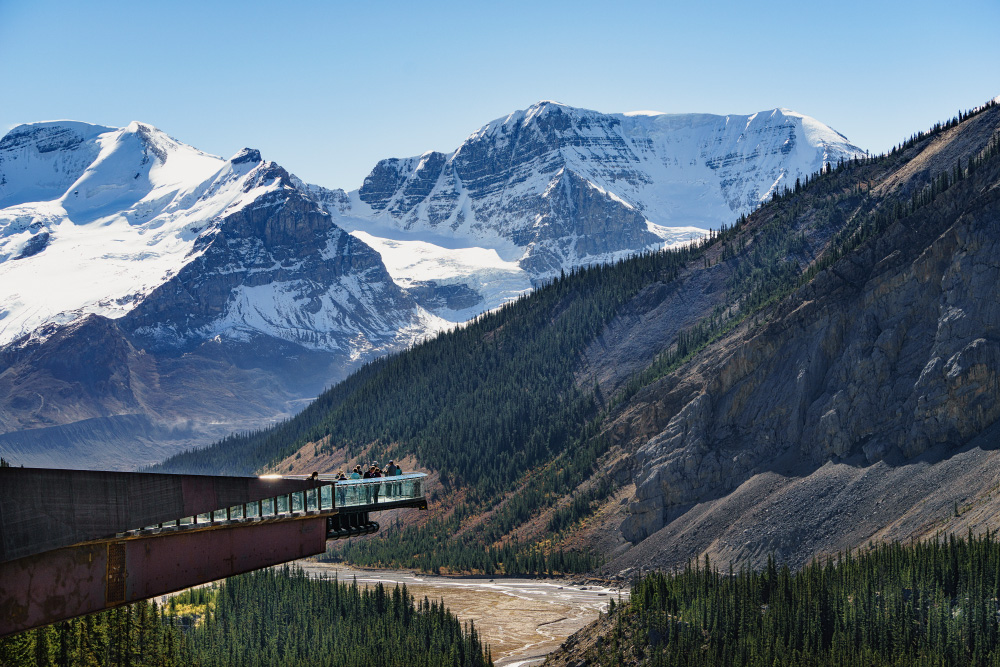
127,473,426,536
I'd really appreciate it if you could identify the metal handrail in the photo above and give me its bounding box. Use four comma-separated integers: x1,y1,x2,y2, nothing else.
285,472,424,484
332,472,425,485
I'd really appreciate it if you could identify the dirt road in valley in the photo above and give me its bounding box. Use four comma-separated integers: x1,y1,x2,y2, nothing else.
298,564,629,667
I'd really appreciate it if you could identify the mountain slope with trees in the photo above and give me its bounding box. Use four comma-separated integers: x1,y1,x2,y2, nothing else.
546,532,1000,667
158,99,1000,576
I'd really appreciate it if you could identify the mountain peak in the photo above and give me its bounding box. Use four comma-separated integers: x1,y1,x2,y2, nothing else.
354,101,864,275
623,109,667,117
527,99,567,112
231,148,263,165
762,108,856,149
0,121,116,208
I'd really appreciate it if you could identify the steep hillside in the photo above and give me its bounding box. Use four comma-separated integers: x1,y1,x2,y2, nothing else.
605,103,1000,573
159,100,1000,575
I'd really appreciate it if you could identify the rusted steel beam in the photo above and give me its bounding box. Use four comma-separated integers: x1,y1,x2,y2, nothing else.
0,467,325,563
0,517,327,637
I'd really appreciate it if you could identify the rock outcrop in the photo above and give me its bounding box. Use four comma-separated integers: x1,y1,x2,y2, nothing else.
612,107,1000,553
123,162,420,356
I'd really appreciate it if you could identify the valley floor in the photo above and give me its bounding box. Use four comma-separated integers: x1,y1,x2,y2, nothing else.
297,564,628,667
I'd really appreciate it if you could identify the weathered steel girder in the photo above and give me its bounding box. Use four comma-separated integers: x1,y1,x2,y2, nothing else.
0,467,325,564
0,467,428,637
1,516,327,636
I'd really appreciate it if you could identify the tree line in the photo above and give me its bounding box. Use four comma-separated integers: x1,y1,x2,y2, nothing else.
584,531,1000,666
0,566,492,667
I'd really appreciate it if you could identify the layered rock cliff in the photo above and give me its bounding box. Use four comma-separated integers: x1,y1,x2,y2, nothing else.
598,103,1000,569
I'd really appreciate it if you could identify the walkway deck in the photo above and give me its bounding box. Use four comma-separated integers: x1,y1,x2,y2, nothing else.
0,467,427,637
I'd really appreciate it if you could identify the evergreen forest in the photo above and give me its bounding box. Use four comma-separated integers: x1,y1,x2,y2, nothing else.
0,567,492,667
574,532,1000,666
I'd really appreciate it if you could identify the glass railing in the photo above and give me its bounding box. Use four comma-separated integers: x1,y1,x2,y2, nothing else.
120,472,426,536
332,473,425,508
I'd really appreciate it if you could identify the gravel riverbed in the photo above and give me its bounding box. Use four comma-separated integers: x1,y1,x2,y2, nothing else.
298,563,629,666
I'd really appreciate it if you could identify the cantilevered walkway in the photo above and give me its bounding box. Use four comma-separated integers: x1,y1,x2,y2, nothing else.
0,467,427,637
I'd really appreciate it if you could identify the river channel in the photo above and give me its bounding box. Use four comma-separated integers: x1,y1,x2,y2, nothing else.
297,563,629,667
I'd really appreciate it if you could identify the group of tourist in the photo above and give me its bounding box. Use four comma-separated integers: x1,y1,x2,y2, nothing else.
333,460,405,505
333,459,403,480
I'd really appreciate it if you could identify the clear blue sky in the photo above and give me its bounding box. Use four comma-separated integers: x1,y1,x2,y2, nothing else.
2,0,997,190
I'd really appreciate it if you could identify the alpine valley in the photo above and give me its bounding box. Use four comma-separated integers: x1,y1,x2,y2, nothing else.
0,102,861,469
156,98,1000,590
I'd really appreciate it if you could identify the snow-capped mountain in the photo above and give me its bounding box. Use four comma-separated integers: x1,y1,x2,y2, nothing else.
313,101,864,280
0,121,435,468
0,103,865,469
0,121,432,353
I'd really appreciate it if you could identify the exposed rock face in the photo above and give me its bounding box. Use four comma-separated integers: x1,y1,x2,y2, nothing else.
343,102,863,277
405,281,483,312
0,315,144,430
614,108,1000,550
294,179,351,215
123,163,420,356
516,169,658,274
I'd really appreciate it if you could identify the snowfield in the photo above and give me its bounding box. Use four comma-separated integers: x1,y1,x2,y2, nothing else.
0,102,865,355
0,121,283,346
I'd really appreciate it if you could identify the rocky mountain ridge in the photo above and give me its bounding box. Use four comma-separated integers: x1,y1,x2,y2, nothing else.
326,102,863,277
0,102,864,469
0,121,433,467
